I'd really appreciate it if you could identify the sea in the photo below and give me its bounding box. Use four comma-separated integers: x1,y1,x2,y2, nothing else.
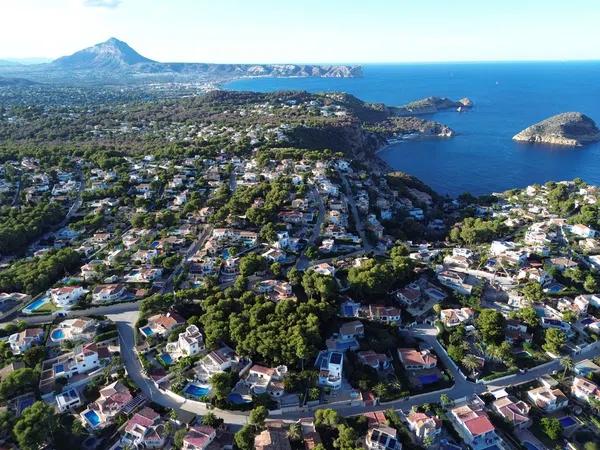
226,62,600,197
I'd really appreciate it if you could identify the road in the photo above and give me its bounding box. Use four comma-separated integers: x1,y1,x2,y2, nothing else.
160,224,211,294
296,187,326,270
109,310,248,426
339,171,370,251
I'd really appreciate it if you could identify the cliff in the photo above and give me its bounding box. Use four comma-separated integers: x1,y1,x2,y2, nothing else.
513,112,600,147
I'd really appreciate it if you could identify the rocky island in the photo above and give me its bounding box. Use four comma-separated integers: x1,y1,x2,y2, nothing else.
513,112,600,147
395,96,473,116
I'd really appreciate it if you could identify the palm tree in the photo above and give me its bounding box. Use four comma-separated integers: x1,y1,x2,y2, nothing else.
463,355,481,375
560,356,574,379
287,422,302,443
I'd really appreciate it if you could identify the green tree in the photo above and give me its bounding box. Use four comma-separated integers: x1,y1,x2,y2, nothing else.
314,408,339,429
234,424,256,450
202,411,224,428
174,428,187,449
584,274,598,293
13,401,58,450
333,424,359,450
522,282,544,302
560,356,574,379
543,328,566,355
540,417,562,440
249,406,268,429
475,309,506,345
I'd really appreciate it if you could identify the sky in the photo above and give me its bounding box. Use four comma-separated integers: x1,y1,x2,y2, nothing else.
2,0,600,64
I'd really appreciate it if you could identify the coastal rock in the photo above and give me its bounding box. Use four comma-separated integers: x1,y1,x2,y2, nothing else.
513,112,600,147
395,96,473,116
385,116,455,139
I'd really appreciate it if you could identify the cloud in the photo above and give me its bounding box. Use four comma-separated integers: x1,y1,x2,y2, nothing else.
82,0,122,8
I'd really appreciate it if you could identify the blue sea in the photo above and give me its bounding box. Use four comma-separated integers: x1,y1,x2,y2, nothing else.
226,62,600,196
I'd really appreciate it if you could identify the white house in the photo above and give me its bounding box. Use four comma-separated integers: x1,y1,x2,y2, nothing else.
50,286,87,308
316,351,343,390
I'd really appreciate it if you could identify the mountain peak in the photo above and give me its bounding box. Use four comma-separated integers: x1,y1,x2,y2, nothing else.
52,37,155,70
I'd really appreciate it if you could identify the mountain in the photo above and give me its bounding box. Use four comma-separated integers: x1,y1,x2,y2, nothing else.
52,37,155,70
513,112,600,147
0,38,361,84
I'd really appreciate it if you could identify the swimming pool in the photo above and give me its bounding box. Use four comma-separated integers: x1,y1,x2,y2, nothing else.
159,353,173,365
228,392,252,405
523,442,540,450
22,295,50,314
559,416,577,428
140,326,154,337
184,383,211,398
418,374,440,384
83,410,102,428
50,329,66,342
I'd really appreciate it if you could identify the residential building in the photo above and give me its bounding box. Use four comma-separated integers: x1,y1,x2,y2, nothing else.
56,389,82,412
182,425,217,450
244,364,288,398
492,396,531,429
398,348,437,370
449,396,502,450
120,407,166,449
406,411,441,444
571,376,600,403
8,327,44,354
254,426,292,450
80,381,133,429
92,284,127,303
357,350,391,371
50,286,87,308
140,311,185,338
527,386,568,412
365,426,402,450
315,351,343,390
440,308,475,327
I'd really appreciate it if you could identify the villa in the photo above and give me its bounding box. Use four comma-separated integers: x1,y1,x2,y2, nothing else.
140,311,185,338
440,307,475,327
527,386,568,412
165,325,205,359
120,407,166,448
357,350,391,371
193,344,240,383
92,284,127,303
182,425,217,450
492,395,531,429
398,348,437,371
8,327,44,354
449,396,502,450
406,411,441,444
254,425,292,450
315,350,344,390
40,342,105,394
244,364,288,398
80,380,133,429
326,320,364,352
437,270,476,295
367,305,402,324
50,286,87,308
571,376,600,403
365,425,402,450
571,224,597,238
50,317,98,343
56,388,82,412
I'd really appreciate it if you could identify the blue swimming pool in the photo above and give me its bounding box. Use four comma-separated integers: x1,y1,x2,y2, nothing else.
418,374,440,384
159,353,173,365
50,329,65,342
228,392,252,405
523,442,540,450
84,410,101,427
559,416,577,427
140,326,154,337
184,383,211,398
22,295,50,314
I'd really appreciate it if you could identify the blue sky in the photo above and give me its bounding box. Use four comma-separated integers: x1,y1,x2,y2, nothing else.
3,0,600,63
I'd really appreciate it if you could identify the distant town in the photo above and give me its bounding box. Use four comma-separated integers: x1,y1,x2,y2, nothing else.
0,82,600,450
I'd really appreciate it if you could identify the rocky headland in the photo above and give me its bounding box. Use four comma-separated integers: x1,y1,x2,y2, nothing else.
513,112,600,147
395,96,473,116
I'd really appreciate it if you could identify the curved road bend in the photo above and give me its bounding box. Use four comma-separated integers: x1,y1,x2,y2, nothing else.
109,310,249,426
